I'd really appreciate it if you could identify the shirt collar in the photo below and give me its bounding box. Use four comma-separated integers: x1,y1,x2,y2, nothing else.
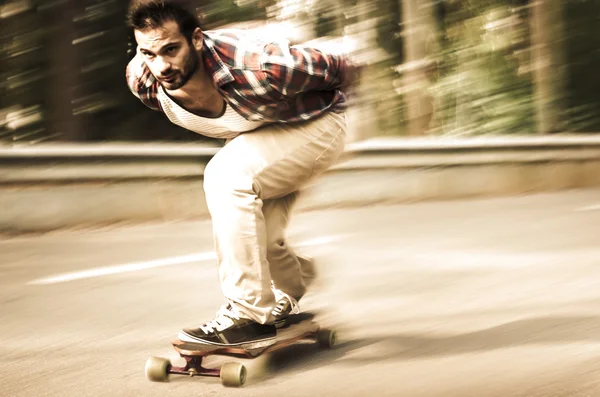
201,32,235,87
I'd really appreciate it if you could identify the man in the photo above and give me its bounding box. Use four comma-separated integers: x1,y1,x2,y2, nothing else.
126,0,353,349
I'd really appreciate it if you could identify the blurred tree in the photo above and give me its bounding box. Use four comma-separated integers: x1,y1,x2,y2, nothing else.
563,0,600,131
530,0,566,134
42,0,81,141
1,0,48,143
420,0,536,136
2,0,600,143
198,0,269,29
400,0,438,135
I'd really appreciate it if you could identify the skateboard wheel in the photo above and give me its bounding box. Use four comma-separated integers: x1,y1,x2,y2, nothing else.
220,362,247,387
145,356,171,382
317,329,337,349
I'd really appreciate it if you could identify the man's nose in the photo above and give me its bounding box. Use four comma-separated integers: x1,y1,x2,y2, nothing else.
156,58,172,75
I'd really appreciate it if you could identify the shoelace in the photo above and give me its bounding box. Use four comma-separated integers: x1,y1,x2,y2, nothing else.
199,304,241,334
272,285,300,316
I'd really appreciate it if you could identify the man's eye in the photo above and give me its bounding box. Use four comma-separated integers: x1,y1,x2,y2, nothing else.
166,47,177,53
142,52,155,58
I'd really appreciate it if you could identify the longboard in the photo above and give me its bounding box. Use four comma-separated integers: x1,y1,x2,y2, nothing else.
145,313,336,387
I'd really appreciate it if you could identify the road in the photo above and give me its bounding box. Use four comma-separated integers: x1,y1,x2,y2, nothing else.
2,189,600,397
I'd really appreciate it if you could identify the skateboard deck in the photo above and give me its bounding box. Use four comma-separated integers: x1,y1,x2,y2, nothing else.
145,312,336,387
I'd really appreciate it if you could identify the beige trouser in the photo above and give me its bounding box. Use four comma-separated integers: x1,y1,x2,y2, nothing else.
203,111,346,324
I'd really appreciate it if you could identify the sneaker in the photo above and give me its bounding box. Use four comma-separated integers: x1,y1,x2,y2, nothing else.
178,304,276,349
271,285,300,328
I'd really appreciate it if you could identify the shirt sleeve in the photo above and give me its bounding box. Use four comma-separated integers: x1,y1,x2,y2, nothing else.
125,50,162,112
260,40,356,98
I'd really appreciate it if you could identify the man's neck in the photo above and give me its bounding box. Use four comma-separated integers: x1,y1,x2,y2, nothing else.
165,59,225,118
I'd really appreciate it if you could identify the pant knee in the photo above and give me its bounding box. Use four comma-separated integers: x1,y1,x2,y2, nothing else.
204,159,256,207
203,158,225,196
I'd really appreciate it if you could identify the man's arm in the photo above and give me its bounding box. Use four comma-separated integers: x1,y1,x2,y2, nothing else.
125,50,162,112
260,40,358,98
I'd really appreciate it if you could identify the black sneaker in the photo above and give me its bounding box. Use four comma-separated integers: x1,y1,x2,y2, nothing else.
271,285,300,328
177,304,276,349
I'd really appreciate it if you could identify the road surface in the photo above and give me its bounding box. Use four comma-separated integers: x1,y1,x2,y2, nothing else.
2,189,600,396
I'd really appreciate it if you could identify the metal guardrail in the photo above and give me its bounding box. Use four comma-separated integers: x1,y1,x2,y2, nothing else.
2,135,600,157
0,143,221,158
1,136,600,182
1,136,600,232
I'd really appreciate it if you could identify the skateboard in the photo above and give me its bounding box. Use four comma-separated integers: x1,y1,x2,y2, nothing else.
145,313,336,387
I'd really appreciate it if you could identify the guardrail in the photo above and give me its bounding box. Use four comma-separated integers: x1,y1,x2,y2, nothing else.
1,135,600,233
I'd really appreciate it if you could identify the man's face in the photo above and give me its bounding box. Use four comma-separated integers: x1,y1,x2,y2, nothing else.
134,20,199,90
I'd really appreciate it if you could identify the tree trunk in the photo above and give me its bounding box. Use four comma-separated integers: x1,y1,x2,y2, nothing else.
400,0,437,136
530,0,565,134
43,0,81,141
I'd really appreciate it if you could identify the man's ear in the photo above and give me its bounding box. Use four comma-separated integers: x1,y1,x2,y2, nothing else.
192,28,203,51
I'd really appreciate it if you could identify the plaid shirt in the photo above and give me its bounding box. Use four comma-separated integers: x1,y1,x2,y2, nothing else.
126,29,352,123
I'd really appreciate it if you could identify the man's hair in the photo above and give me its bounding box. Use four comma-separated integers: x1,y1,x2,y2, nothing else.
127,0,202,41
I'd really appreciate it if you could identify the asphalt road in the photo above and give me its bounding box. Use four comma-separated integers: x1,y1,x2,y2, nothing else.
2,189,600,397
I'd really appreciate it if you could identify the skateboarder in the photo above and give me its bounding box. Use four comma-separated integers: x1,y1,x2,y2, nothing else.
126,0,354,349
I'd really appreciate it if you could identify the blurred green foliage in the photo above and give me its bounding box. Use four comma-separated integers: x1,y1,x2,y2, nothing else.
1,0,599,143
429,0,536,136
375,0,600,136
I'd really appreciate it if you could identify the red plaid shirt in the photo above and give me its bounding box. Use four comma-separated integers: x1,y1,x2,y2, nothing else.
126,30,353,123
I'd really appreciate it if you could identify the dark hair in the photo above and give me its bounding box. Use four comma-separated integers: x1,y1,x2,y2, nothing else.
127,0,202,41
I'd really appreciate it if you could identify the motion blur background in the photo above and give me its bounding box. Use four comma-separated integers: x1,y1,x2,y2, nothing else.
1,0,598,144
3,3,600,396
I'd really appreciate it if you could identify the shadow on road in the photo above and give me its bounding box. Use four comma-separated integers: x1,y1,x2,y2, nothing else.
340,315,600,363
251,315,600,381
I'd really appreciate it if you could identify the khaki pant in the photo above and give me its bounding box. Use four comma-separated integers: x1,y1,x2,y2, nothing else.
203,112,346,324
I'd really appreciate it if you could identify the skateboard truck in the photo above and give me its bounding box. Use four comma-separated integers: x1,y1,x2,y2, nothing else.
145,354,247,387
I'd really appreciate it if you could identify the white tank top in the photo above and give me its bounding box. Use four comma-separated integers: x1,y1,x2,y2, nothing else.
157,86,266,139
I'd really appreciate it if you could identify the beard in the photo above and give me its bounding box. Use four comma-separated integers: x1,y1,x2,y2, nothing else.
158,51,199,91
